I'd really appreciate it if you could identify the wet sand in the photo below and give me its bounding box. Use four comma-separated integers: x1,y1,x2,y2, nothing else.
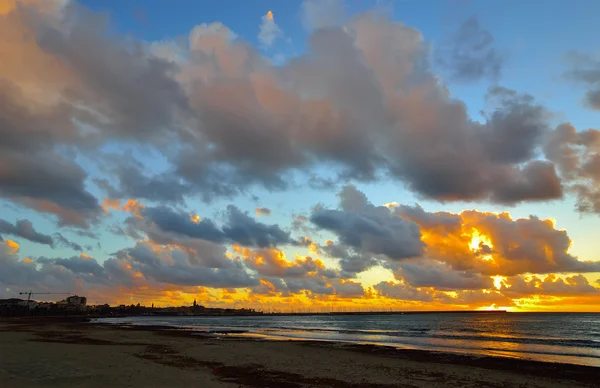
0,318,597,388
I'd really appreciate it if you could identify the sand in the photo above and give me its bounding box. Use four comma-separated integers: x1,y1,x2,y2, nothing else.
0,318,597,388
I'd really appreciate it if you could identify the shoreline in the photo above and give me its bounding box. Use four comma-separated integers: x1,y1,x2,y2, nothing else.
101,322,600,383
1,318,598,387
93,316,600,368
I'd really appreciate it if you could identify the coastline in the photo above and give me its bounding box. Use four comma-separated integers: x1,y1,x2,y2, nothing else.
1,318,598,388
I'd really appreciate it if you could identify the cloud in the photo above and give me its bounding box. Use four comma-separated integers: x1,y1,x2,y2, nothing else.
138,205,293,248
0,152,102,228
0,237,260,303
436,16,504,82
95,157,192,204
374,281,434,302
0,218,53,246
0,1,583,221
393,260,493,291
255,207,272,217
140,206,225,243
234,245,360,298
53,233,83,251
310,185,424,260
239,247,323,278
0,2,184,226
258,10,282,48
301,0,347,31
117,242,259,288
500,274,599,297
544,123,600,214
397,205,600,276
38,255,105,278
1,0,599,311
0,240,81,293
564,51,600,110
223,205,292,247
157,12,564,205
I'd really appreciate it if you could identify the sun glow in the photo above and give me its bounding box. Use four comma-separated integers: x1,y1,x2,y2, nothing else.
189,212,201,224
478,304,512,311
468,228,494,261
491,276,505,290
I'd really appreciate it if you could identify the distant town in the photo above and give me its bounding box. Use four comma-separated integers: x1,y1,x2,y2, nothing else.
0,294,263,318
1,294,508,318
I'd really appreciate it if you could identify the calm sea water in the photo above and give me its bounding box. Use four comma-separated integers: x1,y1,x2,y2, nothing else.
98,313,600,367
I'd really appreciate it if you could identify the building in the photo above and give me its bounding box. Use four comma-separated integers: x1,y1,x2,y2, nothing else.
0,298,37,309
66,295,87,307
63,295,87,312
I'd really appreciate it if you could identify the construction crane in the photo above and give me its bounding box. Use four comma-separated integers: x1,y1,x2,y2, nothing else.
19,291,70,302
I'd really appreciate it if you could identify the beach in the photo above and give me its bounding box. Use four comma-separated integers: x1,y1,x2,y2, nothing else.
0,318,597,388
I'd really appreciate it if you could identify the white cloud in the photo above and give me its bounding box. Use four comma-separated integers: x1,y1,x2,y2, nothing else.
258,10,282,48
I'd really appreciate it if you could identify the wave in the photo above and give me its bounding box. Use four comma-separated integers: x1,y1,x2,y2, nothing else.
158,322,599,350
248,327,599,349
96,316,600,366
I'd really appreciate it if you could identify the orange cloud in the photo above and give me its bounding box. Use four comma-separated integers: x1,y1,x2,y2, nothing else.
101,198,145,218
397,207,599,277
101,198,121,213
255,207,271,218
243,248,322,277
0,0,66,16
4,239,20,254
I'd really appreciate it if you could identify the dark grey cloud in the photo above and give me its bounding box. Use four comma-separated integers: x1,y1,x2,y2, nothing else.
389,85,561,204
394,205,461,232
489,161,563,203
53,233,83,252
222,205,292,247
0,236,259,297
564,51,600,110
95,156,192,204
436,16,504,82
119,242,258,288
0,243,80,293
310,186,424,260
0,218,53,246
36,3,190,142
481,87,550,164
141,205,293,248
0,152,102,228
393,260,493,291
38,256,105,278
321,242,379,276
75,230,99,239
266,276,363,298
373,281,434,302
544,123,600,214
141,206,225,243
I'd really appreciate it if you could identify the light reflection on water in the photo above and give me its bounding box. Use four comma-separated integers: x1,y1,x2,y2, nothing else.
98,312,600,367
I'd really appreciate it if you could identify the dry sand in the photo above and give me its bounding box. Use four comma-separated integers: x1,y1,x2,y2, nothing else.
0,318,597,388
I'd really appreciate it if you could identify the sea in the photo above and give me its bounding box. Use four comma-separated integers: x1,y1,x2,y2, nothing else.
98,312,600,367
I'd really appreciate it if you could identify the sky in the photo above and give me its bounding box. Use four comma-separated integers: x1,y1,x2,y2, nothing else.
1,0,600,311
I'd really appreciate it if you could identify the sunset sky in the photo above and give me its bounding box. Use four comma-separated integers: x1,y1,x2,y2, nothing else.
1,0,599,311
